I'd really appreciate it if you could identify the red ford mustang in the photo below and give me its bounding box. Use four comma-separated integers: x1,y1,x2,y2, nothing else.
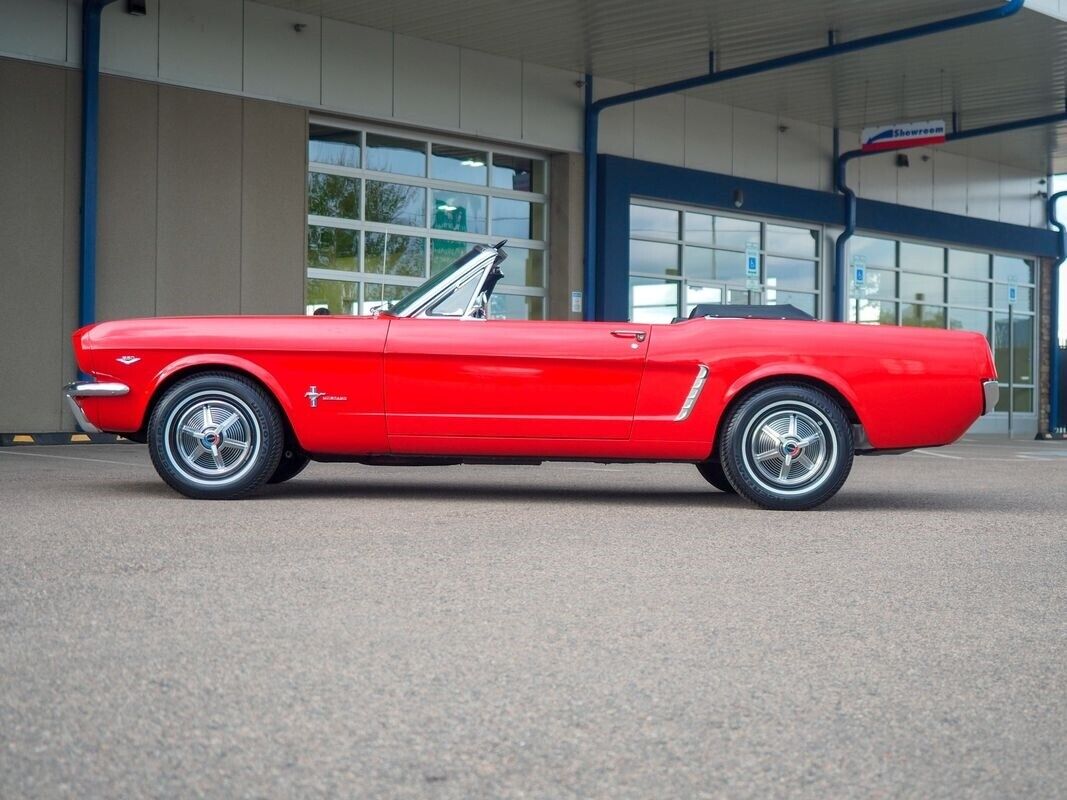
64,243,998,510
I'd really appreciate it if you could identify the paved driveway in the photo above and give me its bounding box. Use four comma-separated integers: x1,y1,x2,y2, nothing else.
1,439,1065,798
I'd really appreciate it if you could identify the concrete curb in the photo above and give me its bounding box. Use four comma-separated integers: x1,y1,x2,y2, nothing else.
0,433,135,446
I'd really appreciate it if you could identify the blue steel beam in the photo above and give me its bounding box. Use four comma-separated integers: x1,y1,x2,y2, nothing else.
582,0,1027,320
834,107,1067,323
79,0,119,331
1047,190,1066,433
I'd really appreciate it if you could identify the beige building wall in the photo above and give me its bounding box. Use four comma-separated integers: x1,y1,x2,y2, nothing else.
547,152,584,321
0,57,307,432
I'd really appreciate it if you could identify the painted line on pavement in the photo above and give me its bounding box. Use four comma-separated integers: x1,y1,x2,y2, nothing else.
0,450,149,469
912,449,964,460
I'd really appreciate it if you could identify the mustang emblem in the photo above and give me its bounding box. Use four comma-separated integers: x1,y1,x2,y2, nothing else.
305,386,347,408
116,355,140,365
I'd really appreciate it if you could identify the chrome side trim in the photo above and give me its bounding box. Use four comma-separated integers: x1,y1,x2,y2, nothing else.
982,380,1000,416
62,382,129,434
673,364,709,422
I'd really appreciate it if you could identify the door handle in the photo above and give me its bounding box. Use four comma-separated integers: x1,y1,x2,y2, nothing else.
611,329,646,342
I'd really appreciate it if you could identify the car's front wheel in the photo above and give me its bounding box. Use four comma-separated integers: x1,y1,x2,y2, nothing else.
148,372,283,499
718,383,853,511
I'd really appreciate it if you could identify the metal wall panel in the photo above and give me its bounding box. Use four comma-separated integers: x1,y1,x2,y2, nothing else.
100,0,158,77
933,151,968,216
998,165,1035,227
321,18,393,118
0,0,67,62
0,58,69,430
897,148,934,211
520,62,582,152
634,93,685,167
859,152,897,204
683,97,732,175
1029,183,1047,228
816,125,835,192
594,78,635,158
60,68,81,430
731,107,777,183
240,99,306,314
158,0,243,92
156,86,243,315
547,152,584,320
967,158,1000,221
243,2,321,105
460,49,523,141
97,76,159,321
393,34,460,129
776,117,821,191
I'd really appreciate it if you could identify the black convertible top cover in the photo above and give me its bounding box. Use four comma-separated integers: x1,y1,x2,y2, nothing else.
686,304,815,321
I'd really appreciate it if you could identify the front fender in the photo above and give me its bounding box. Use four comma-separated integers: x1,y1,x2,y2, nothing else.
150,353,295,416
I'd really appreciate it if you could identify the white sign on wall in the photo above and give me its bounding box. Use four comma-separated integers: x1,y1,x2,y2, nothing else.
861,120,947,152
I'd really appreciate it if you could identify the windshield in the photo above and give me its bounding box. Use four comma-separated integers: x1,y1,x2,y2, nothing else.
386,246,490,316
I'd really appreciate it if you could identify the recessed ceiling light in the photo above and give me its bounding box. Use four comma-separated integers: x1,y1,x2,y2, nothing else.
460,158,485,167
438,203,458,212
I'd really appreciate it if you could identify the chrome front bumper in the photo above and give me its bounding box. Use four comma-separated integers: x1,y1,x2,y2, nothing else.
63,381,129,433
982,380,1000,416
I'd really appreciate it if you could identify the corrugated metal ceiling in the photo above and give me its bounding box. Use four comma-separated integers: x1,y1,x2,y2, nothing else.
255,0,1067,172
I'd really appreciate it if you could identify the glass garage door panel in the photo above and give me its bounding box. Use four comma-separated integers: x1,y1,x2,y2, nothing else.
306,121,548,318
631,277,680,323
628,202,821,322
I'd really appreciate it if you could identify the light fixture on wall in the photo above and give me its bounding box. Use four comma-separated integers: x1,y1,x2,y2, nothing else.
126,0,146,15
732,188,744,208
895,153,911,168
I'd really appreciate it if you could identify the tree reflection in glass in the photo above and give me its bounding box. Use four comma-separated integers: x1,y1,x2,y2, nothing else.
366,181,425,227
307,172,359,220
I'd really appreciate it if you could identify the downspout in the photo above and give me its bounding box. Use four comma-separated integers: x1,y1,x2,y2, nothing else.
1047,190,1066,434
79,0,119,330
834,107,1067,322
582,0,1026,321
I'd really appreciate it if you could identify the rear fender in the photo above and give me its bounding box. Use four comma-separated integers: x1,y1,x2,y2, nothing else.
723,363,866,424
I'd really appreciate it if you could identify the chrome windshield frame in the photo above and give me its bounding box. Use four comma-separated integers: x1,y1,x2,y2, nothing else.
382,245,500,320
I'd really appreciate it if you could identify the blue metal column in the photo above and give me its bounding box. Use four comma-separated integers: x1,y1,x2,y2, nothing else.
79,0,119,330
834,108,1067,322
1047,190,1066,433
582,0,1026,320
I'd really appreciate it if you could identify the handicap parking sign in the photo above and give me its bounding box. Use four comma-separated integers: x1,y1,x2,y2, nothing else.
745,242,759,279
852,254,866,287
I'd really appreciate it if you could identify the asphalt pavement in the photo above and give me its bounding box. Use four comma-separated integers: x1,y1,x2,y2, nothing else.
1,438,1065,798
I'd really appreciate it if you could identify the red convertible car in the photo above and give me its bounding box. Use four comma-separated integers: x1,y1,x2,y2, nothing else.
64,243,997,510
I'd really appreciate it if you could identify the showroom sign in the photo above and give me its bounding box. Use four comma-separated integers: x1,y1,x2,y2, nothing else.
860,120,947,152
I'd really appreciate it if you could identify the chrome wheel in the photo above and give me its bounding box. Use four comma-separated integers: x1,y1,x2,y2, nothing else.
740,400,837,496
164,390,261,486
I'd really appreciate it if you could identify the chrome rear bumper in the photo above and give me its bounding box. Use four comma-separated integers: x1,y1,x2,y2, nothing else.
63,381,129,433
982,380,1000,416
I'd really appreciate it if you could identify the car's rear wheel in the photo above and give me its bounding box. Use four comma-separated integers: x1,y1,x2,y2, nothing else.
148,372,283,499
695,458,736,493
718,384,853,511
267,446,310,484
